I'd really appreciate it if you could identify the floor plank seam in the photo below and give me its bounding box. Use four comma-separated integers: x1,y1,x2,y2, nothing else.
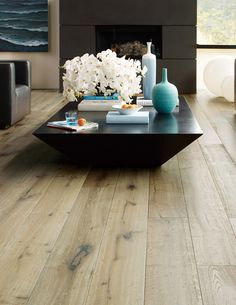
177,150,205,305
143,169,150,305
148,216,188,219
197,264,236,267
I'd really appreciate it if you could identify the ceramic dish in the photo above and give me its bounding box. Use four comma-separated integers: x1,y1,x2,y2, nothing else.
112,104,143,115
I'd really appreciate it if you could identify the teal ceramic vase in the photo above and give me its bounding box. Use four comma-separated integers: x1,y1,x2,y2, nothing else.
152,68,178,113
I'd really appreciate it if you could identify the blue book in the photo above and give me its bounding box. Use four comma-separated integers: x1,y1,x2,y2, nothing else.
83,94,119,100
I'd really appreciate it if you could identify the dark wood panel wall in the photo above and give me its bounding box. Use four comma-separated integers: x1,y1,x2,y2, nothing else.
60,0,197,93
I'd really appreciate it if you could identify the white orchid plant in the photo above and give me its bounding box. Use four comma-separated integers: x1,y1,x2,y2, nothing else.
62,49,147,103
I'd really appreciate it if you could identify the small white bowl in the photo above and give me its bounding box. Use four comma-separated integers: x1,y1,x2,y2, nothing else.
112,104,143,115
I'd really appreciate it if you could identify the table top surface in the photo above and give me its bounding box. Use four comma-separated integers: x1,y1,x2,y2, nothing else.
33,96,203,136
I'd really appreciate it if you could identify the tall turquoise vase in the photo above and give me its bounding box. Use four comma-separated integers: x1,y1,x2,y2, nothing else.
152,68,178,113
142,42,156,100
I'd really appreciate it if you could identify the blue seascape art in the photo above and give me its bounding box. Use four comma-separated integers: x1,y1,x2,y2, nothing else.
0,0,48,52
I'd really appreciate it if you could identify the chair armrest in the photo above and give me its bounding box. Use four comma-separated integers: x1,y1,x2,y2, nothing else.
0,63,15,127
12,60,31,87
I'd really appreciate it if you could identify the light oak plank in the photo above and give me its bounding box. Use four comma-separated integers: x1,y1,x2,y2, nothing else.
189,91,236,163
145,218,202,305
149,157,187,218
0,151,62,258
0,144,72,221
0,168,88,305
184,94,221,146
198,266,236,305
178,142,236,265
201,144,236,218
0,163,56,253
26,168,119,305
185,95,236,218
84,169,149,305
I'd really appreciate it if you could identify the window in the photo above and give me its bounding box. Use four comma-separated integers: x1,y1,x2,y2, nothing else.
197,0,236,47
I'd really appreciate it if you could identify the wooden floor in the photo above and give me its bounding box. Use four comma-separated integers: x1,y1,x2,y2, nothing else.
0,90,236,305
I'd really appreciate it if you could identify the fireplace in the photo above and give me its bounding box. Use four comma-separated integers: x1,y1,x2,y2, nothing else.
96,25,162,59
60,0,196,93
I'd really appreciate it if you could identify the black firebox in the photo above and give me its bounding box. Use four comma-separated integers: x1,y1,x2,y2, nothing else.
96,25,162,60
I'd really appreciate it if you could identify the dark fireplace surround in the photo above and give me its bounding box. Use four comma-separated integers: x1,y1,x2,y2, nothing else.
60,0,196,93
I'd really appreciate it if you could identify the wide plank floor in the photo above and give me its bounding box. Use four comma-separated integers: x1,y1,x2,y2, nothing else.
0,90,236,305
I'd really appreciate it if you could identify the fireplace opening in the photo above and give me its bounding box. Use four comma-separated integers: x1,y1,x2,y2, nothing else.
96,25,162,60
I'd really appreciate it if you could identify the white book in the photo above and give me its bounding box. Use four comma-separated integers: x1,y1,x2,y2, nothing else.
136,97,153,106
106,111,149,124
78,99,123,111
47,121,98,132
137,97,179,107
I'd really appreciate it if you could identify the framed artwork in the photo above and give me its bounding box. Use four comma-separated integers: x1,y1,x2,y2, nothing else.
0,0,48,52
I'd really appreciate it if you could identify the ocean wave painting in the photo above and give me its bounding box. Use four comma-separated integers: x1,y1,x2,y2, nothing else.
0,0,48,52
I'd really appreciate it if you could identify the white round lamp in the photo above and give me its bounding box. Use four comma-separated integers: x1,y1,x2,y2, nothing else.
203,56,234,96
221,75,234,102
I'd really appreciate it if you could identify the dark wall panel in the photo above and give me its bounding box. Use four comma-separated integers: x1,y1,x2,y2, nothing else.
157,59,196,93
60,0,196,25
162,26,196,59
60,26,96,58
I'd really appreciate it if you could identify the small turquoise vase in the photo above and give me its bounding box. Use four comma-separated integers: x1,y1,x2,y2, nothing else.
152,68,178,113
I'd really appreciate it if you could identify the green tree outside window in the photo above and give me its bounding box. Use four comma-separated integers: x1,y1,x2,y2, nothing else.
198,0,236,45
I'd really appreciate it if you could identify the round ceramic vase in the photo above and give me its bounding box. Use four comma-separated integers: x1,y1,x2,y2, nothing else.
152,68,178,113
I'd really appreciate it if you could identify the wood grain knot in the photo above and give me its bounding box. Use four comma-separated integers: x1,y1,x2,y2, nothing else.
127,184,136,190
68,244,93,271
123,232,133,240
16,296,29,300
18,189,34,201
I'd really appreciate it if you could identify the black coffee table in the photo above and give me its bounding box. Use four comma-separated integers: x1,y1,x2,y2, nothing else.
33,96,202,166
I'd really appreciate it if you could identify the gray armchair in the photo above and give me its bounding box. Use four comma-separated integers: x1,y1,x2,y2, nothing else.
0,60,31,129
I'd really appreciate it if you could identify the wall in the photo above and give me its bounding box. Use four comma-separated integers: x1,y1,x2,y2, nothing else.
197,49,236,89
0,0,59,89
